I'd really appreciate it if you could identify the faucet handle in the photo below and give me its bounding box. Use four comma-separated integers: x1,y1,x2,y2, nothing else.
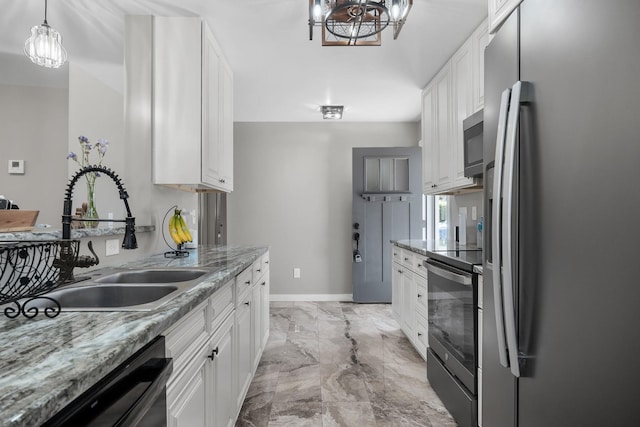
76,240,100,268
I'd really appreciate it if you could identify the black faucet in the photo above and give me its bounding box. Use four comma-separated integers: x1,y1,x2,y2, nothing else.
57,165,137,282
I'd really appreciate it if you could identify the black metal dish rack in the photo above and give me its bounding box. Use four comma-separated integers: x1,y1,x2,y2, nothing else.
0,240,79,318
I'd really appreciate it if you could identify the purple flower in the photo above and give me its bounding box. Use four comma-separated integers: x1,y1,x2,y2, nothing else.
78,135,89,144
84,143,92,153
67,152,77,160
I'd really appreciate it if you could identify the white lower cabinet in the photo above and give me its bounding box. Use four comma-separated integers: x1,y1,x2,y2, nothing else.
167,344,207,427
165,251,270,427
391,246,428,360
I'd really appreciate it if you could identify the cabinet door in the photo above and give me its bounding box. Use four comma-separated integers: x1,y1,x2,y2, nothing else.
219,59,234,191
391,261,403,322
251,283,262,371
202,23,222,187
472,19,489,112
434,64,453,190
235,292,253,411
209,315,235,427
167,345,208,427
260,273,270,348
421,84,437,193
401,270,416,340
451,38,475,187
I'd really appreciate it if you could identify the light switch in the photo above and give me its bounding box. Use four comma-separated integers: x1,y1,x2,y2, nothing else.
293,268,301,278
472,206,477,220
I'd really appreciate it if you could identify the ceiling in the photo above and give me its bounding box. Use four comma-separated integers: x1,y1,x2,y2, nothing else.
0,0,487,122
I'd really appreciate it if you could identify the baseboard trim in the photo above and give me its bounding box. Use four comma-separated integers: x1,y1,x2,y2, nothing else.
269,294,353,302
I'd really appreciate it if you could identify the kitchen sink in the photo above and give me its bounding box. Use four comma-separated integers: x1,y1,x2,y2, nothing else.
94,269,208,284
19,268,212,312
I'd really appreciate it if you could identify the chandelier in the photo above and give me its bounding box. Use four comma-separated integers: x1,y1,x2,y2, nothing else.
24,0,68,68
309,0,412,46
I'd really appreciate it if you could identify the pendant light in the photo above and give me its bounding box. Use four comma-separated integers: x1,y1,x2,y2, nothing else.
24,0,68,68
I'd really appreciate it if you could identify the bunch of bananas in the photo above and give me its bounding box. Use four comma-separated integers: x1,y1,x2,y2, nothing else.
168,209,193,246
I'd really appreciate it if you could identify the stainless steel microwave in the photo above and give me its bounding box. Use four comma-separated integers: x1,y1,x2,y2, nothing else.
462,109,483,178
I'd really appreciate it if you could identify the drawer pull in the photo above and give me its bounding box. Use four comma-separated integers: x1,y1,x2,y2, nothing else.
244,301,250,306
261,281,266,286
257,269,261,272
418,332,423,337
417,293,422,298
404,257,409,261
245,280,251,285
398,269,403,274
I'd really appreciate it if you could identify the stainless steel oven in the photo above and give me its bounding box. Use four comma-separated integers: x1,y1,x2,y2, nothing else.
426,258,478,427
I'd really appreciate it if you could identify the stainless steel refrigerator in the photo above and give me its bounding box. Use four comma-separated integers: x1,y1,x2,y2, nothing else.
483,1,640,426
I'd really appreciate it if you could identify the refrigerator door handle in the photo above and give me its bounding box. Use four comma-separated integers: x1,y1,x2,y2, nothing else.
492,88,512,369
502,80,532,378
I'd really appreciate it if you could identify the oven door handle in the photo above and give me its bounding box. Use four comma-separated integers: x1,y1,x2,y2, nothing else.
426,262,472,286
115,357,173,427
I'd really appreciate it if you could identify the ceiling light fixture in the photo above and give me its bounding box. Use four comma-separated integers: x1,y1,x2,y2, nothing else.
321,105,344,120
309,0,412,46
24,0,68,68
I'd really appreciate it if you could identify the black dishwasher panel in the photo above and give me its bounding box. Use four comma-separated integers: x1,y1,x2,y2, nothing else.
43,335,172,427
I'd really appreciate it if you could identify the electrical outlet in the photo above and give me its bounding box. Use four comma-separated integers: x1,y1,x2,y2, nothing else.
106,239,120,256
293,268,301,279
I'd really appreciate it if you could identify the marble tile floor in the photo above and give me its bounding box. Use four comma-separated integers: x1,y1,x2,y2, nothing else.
236,301,456,427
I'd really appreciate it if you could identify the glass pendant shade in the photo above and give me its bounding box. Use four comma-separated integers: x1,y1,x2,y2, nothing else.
24,0,67,69
24,23,68,68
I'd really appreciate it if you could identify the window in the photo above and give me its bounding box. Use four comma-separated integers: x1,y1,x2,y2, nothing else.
424,194,449,244
364,157,410,193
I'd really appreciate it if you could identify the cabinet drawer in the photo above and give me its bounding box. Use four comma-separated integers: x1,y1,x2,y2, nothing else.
236,266,253,303
413,254,427,278
209,280,233,333
400,249,414,270
416,281,427,316
252,259,264,284
165,300,209,376
392,245,402,263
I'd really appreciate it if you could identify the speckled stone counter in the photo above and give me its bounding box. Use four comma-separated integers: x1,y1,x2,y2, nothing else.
0,225,155,241
0,244,267,427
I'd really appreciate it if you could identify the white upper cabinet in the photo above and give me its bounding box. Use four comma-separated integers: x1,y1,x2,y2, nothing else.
153,17,233,192
488,0,522,34
422,19,487,195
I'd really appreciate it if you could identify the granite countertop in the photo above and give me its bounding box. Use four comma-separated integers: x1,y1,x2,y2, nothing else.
0,225,155,241
392,239,482,256
0,244,267,427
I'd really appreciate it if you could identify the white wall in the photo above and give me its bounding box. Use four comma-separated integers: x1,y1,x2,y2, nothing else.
228,121,420,298
0,84,68,226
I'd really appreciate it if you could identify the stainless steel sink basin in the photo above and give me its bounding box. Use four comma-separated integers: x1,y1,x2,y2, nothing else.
20,268,211,312
94,269,208,284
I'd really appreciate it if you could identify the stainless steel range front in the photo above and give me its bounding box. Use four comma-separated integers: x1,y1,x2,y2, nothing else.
424,251,480,427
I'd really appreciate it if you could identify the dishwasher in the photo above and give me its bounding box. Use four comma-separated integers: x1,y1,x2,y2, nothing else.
42,336,173,427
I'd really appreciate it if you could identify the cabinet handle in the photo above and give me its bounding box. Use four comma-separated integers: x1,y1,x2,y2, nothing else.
244,301,250,306
265,261,269,264
417,293,422,298
404,257,409,261
245,280,251,285
257,269,261,272
418,332,423,337
261,281,266,286
417,264,422,268
207,347,219,361
393,252,398,256
397,269,403,273
219,178,226,183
